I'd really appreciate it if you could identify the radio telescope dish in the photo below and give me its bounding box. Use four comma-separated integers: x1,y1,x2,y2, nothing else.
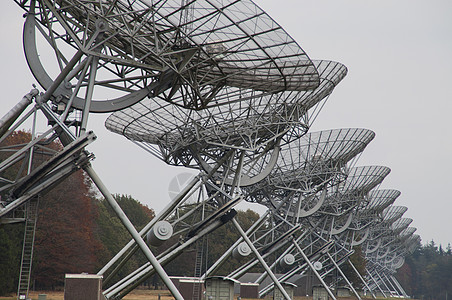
366,189,401,213
243,128,375,206
18,0,321,112
106,60,347,186
382,205,408,224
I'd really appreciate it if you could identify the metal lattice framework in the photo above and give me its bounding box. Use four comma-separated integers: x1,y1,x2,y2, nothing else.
0,1,419,299
243,128,375,204
2,1,329,299
17,0,320,112
254,165,392,298
99,59,347,298
363,206,419,298
105,60,347,186
201,129,377,298
342,189,401,248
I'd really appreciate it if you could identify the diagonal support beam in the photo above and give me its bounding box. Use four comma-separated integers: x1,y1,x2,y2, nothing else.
367,269,386,297
83,164,183,300
292,239,337,300
326,252,361,300
231,218,292,300
348,259,375,299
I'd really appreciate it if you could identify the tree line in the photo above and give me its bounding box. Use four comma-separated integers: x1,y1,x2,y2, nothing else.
395,240,452,299
0,131,260,295
2,132,450,298
0,131,155,294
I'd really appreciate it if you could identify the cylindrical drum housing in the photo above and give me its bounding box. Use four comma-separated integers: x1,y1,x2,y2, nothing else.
232,242,251,259
147,221,173,246
279,254,295,267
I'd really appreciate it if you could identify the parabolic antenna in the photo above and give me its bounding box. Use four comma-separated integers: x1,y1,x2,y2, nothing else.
382,205,408,224
243,128,375,218
391,218,413,235
365,189,401,213
18,0,321,112
391,256,405,269
317,165,391,216
406,234,421,253
303,165,391,239
339,166,391,197
106,60,346,186
346,189,401,233
365,206,408,250
399,227,417,241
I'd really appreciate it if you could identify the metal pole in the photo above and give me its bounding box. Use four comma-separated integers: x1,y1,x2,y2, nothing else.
97,175,200,276
375,271,392,296
80,56,99,133
348,260,376,299
326,253,361,300
231,218,292,300
0,89,38,138
27,108,38,174
366,269,386,298
390,275,408,298
40,50,84,103
202,210,271,278
83,164,183,300
106,214,233,298
292,240,337,300
383,273,399,297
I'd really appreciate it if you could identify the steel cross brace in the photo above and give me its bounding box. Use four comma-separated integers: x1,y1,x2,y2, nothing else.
292,238,337,300
348,259,376,299
381,272,398,297
326,252,361,299
390,274,408,298
231,218,293,300
366,268,387,297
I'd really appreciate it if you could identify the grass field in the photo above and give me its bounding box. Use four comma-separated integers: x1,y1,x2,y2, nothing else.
1,289,175,300
0,290,328,300
0,290,405,300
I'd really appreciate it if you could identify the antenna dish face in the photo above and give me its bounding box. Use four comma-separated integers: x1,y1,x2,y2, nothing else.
105,60,347,186
242,127,374,206
19,0,321,111
366,189,401,212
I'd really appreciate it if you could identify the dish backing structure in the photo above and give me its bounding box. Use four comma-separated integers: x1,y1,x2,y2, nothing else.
0,0,417,299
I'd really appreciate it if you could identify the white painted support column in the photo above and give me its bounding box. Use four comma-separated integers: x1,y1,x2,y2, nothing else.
326,253,361,300
292,240,337,300
84,165,183,300
231,218,292,300
348,260,376,299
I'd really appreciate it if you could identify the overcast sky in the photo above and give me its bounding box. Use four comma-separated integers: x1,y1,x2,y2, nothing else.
1,1,451,247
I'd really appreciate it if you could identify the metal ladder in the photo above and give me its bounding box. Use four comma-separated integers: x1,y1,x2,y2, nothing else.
17,198,39,300
192,237,205,300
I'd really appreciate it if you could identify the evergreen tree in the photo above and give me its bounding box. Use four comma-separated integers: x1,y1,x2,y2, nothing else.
0,224,23,295
95,194,155,287
396,239,452,299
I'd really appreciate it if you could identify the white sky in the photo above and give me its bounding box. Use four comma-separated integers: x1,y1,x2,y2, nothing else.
1,1,451,247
